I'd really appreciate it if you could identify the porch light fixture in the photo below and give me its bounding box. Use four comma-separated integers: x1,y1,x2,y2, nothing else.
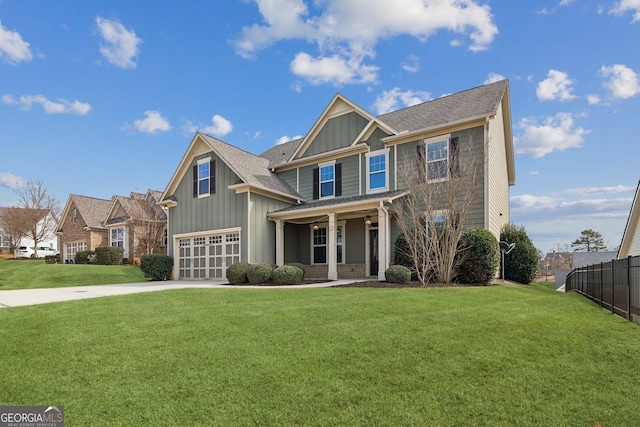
313,221,319,230
364,215,371,225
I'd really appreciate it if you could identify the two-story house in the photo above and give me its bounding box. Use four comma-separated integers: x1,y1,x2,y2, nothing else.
57,189,167,263
160,80,515,281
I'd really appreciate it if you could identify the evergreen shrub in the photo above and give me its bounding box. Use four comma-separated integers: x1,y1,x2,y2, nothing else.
272,265,304,285
226,262,250,285
140,254,173,281
385,265,412,284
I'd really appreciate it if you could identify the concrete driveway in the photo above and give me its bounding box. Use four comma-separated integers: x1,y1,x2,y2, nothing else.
0,280,353,308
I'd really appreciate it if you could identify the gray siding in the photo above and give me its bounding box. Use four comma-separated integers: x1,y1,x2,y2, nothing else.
368,128,388,151
296,154,360,201
394,126,486,230
249,192,293,264
278,169,298,193
302,112,368,157
345,218,365,264
284,223,310,265
167,152,248,257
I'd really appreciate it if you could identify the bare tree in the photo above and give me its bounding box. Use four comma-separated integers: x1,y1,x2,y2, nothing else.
14,180,60,258
393,136,481,285
0,207,31,254
126,193,167,257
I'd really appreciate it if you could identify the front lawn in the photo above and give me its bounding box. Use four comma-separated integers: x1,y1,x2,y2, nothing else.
1,284,639,425
0,258,147,290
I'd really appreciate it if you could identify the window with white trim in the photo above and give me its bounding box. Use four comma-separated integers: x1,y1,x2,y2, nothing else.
319,163,335,198
426,138,449,182
110,228,124,248
197,159,210,197
311,223,345,264
366,150,388,193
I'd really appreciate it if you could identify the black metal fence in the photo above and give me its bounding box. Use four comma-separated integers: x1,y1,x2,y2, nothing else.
565,256,640,323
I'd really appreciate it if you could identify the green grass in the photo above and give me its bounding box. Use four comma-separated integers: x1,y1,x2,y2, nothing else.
1,283,640,425
0,258,147,290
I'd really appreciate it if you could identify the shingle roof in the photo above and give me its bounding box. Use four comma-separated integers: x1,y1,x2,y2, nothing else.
198,133,301,199
260,138,304,169
377,80,508,133
70,195,113,229
270,190,405,214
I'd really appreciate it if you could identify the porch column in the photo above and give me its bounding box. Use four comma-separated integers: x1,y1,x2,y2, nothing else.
327,212,338,280
275,219,284,266
377,204,388,280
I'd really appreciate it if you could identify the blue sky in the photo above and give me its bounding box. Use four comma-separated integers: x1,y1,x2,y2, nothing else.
1,0,639,253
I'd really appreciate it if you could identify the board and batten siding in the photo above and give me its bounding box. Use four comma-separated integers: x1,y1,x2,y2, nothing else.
248,192,294,264
487,100,511,239
393,127,485,230
296,154,360,201
167,151,248,259
302,112,368,158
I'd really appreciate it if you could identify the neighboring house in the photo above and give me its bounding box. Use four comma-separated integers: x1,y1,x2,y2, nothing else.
104,190,167,260
618,179,640,258
0,207,58,254
57,190,166,263
160,79,515,281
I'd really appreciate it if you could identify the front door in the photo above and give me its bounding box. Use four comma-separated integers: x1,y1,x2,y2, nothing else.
369,228,379,277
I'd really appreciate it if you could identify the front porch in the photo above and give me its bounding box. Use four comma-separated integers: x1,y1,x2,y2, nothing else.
268,191,404,280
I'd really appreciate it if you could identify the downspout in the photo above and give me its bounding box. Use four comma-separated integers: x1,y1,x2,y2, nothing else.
247,189,252,264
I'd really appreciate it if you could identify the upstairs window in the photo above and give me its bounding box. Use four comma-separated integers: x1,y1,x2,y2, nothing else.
367,150,388,193
427,139,448,182
193,158,216,198
313,162,342,200
320,164,334,198
419,135,459,183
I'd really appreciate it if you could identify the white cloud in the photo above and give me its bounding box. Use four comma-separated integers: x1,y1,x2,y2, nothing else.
564,185,636,195
484,72,506,84
0,21,33,65
373,88,432,114
514,113,589,157
402,54,420,73
511,194,632,218
536,70,576,101
610,0,640,22
96,17,142,69
587,94,601,105
130,111,171,134
276,135,304,145
290,52,379,86
0,172,26,189
235,0,498,85
203,115,233,138
600,64,640,99
560,0,576,6
2,94,91,115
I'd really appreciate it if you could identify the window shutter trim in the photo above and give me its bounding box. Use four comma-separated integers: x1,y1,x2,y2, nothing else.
335,163,342,197
192,165,198,197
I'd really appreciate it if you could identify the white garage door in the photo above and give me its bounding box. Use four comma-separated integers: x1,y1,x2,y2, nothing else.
177,231,241,279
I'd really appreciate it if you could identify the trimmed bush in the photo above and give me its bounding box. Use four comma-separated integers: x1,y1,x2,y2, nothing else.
44,255,59,264
272,265,304,285
455,228,500,285
140,254,173,281
284,262,306,279
226,262,250,285
385,265,412,284
75,251,96,265
500,224,539,284
247,263,275,285
95,246,124,265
